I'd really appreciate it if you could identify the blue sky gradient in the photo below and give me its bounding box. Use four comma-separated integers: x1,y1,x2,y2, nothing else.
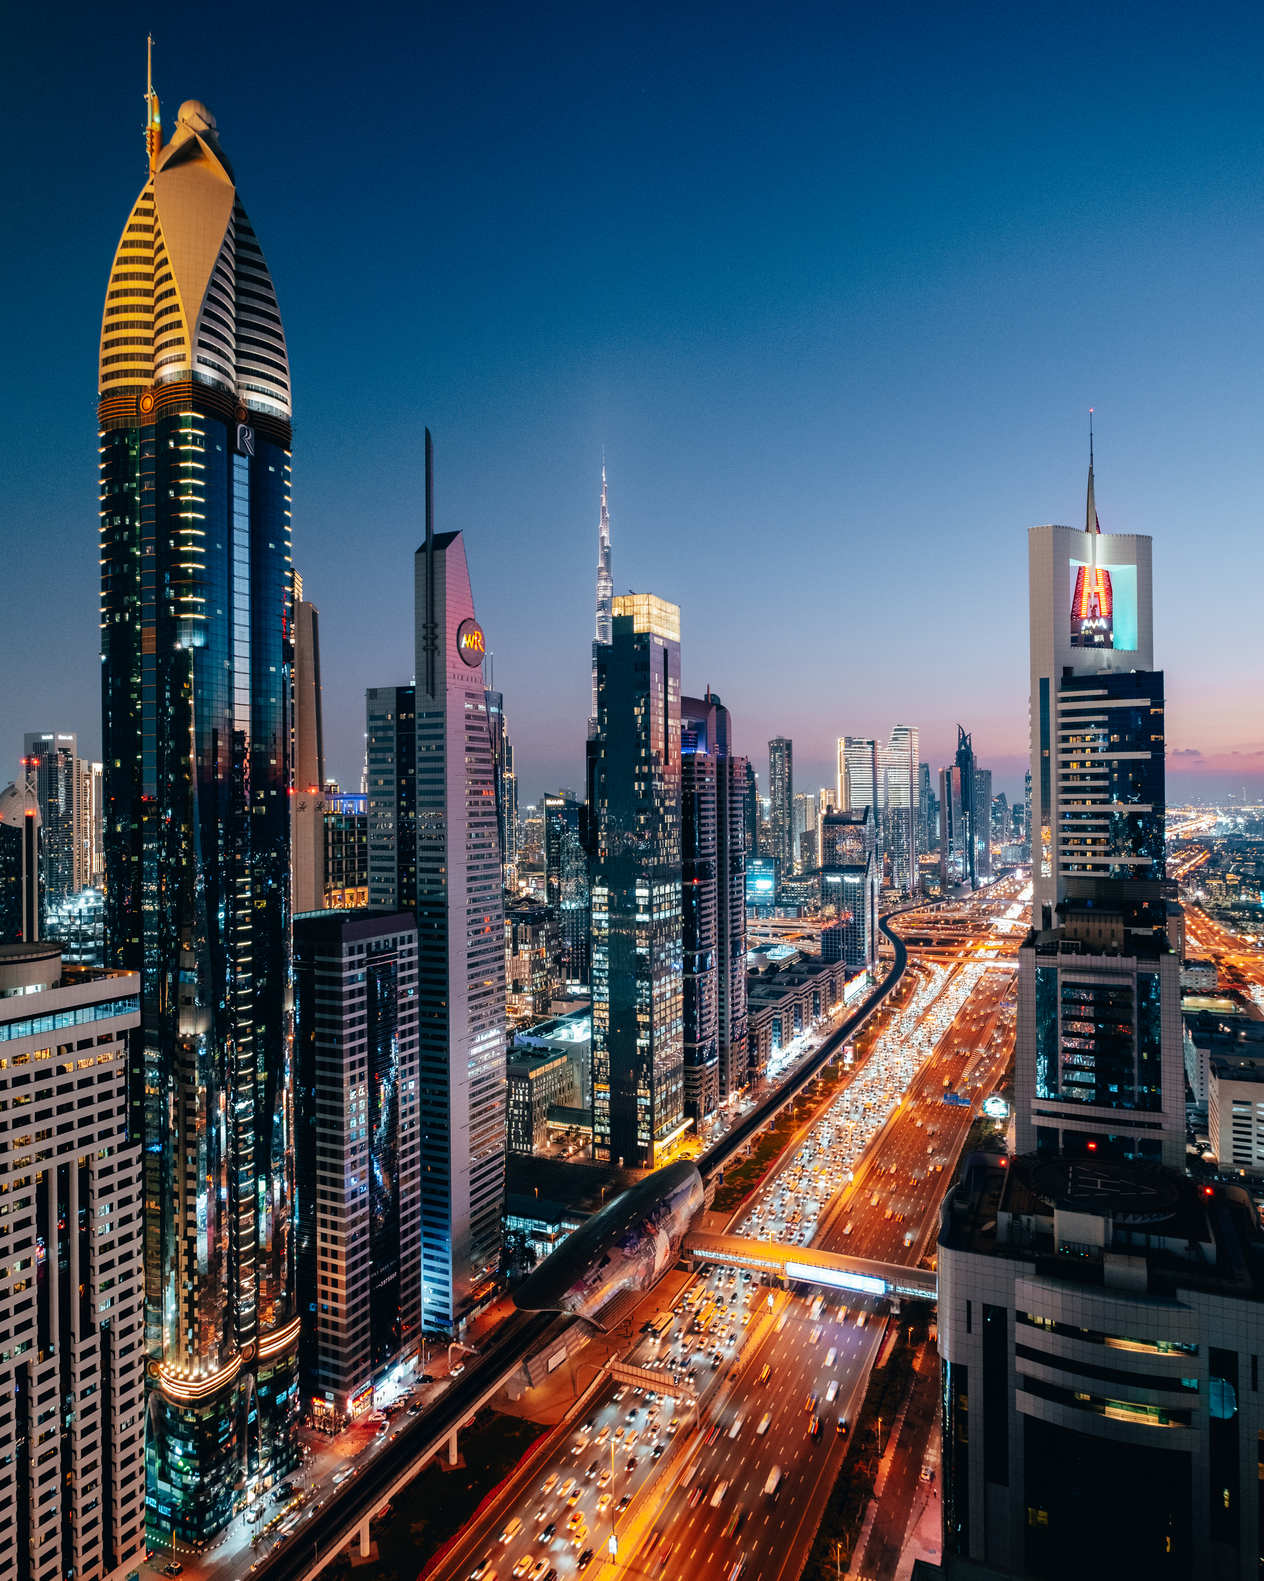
3,0,1262,804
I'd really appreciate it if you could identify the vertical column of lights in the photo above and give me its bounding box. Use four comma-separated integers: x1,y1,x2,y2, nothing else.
230,445,258,1359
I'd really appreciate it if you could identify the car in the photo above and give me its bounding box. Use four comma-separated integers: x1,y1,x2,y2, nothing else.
531,1561,551,1581
470,1565,493,1581
332,1469,353,1486
597,1468,611,1487
625,1457,637,1474
585,1459,600,1479
921,1464,935,1483
616,1494,631,1513
541,1473,557,1494
709,1479,729,1509
162,1567,184,1578
826,1380,839,1403
758,1364,772,1384
500,1517,522,1544
567,1489,582,1506
541,1523,556,1542
577,1552,594,1572
558,1478,575,1499
757,1412,772,1435
533,1507,547,1524
596,1493,612,1513
511,1559,532,1580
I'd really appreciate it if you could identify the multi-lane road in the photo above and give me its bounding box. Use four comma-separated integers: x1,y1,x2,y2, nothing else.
424,881,1024,1581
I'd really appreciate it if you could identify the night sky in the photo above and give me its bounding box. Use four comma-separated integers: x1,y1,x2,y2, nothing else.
4,0,1263,804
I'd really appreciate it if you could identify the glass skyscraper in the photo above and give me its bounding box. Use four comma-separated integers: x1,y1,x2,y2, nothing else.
98,94,297,1540
589,595,685,1167
768,736,793,891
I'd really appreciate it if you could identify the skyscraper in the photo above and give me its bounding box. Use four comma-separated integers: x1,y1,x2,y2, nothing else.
0,780,40,945
99,85,297,1538
21,731,78,913
1028,436,1156,926
294,911,420,1429
366,686,417,910
589,595,685,1167
0,943,146,1579
292,590,326,913
940,725,986,889
768,737,793,890
543,791,590,988
1016,442,1181,1165
413,433,506,1329
820,807,879,972
486,686,519,890
882,723,920,892
589,462,613,736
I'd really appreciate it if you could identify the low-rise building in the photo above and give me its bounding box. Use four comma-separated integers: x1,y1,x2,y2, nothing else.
507,1051,579,1154
513,1008,592,1112
1180,957,1218,992
745,948,860,1078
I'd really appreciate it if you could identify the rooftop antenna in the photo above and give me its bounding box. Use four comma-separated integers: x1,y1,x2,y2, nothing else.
146,35,162,175
423,428,437,695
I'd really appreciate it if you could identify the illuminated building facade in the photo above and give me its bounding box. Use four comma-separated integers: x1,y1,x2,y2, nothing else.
486,688,519,890
1027,444,1155,927
768,736,794,890
98,88,298,1539
411,440,506,1329
0,944,146,1581
21,732,79,912
366,687,417,909
939,1150,1264,1581
682,693,749,1111
543,791,590,988
0,781,40,945
589,594,685,1167
294,911,419,1430
882,723,921,892
820,806,878,972
291,592,325,914
323,792,369,908
589,463,613,736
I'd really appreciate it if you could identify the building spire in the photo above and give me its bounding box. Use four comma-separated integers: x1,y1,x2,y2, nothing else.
145,35,162,175
594,456,612,646
1086,407,1099,536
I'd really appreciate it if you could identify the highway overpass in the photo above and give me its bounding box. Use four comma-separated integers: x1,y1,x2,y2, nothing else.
684,1229,937,1303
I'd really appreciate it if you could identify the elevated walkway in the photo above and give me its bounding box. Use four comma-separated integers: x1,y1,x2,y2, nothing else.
684,1230,938,1304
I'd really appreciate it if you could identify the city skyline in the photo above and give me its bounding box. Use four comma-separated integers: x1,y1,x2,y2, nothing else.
4,8,1264,806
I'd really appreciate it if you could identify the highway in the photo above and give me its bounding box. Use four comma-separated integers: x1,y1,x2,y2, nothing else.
423,879,1024,1581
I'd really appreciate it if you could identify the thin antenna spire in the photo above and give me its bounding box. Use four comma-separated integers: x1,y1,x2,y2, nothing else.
423,428,437,695
145,35,162,174
1085,407,1100,543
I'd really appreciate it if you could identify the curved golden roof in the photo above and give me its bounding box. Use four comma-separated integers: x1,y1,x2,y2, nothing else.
99,100,290,420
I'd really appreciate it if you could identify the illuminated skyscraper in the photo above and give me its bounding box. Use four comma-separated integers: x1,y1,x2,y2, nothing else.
98,79,297,1539
768,737,793,889
486,686,519,889
589,462,613,735
682,692,749,1118
543,791,590,988
589,595,685,1166
0,780,40,945
1028,434,1156,926
21,732,78,912
412,433,506,1329
882,723,920,892
292,590,325,914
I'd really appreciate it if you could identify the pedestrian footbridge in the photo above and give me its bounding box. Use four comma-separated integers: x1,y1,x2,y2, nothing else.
683,1231,937,1304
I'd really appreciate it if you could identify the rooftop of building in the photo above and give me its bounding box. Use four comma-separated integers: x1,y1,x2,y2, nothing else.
940,1148,1264,1303
0,942,137,1003
507,1049,574,1078
513,1007,592,1045
292,907,416,942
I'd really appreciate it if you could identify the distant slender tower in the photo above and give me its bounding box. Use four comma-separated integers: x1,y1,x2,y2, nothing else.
589,461,613,735
98,55,297,1542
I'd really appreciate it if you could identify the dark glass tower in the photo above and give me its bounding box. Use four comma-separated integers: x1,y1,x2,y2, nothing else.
99,93,297,1541
681,692,748,1114
588,595,684,1167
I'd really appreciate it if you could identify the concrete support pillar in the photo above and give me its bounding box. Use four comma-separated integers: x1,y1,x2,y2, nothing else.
448,1426,460,1465
358,1517,372,1558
